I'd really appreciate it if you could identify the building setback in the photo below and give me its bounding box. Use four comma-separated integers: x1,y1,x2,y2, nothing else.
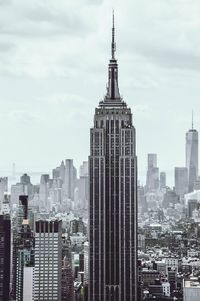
89,14,138,301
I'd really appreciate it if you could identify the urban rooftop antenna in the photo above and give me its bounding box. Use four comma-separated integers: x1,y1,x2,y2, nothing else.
192,110,194,130
111,10,116,59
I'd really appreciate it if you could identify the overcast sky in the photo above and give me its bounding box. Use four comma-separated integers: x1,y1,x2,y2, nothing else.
0,0,200,185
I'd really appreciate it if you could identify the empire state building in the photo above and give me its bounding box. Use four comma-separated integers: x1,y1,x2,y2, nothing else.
89,14,138,301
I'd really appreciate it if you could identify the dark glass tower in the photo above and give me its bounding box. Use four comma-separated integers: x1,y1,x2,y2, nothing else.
0,214,11,301
89,14,138,301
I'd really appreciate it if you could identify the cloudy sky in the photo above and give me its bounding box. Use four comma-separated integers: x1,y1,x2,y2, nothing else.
0,0,200,185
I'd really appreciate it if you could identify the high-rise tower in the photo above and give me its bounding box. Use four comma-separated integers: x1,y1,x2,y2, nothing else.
0,213,11,301
89,13,138,301
186,114,198,192
34,220,62,301
146,154,159,191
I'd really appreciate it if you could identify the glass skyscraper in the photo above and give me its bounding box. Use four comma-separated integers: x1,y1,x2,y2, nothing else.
186,121,198,192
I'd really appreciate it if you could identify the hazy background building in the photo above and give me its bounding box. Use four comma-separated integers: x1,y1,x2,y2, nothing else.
186,123,198,192
175,167,188,196
146,154,159,191
160,172,166,189
0,177,8,210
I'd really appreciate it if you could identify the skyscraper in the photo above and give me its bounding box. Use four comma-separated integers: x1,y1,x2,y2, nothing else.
61,257,74,301
63,159,77,200
174,167,188,196
160,172,166,189
15,220,34,301
34,220,62,301
146,154,159,191
186,117,198,192
11,195,30,300
89,14,138,301
0,213,11,301
0,177,8,210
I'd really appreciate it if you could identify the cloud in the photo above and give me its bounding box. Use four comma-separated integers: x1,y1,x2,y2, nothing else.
8,109,42,126
0,40,14,52
0,0,200,175
0,0,97,37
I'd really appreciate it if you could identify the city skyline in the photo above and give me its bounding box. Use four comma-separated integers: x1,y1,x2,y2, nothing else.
0,1,200,178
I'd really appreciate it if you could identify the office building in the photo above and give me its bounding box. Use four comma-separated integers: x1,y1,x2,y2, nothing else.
160,172,166,189
11,183,24,207
183,277,200,301
15,220,34,301
61,257,74,301
34,220,62,301
188,199,199,218
23,266,34,301
186,120,198,192
0,177,8,210
0,213,11,301
175,167,188,196
39,174,50,209
89,14,138,301
84,241,89,282
146,154,159,191
63,159,77,200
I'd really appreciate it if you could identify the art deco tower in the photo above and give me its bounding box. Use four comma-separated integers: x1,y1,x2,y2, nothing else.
89,14,138,301
186,114,198,192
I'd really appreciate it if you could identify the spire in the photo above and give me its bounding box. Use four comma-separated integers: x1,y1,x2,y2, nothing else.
192,110,194,130
111,10,116,59
101,11,122,104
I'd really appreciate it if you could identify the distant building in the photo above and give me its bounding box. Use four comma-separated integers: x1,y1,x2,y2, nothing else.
142,269,160,287
23,266,34,301
83,241,89,282
146,154,159,191
160,172,166,189
148,153,157,169
183,277,200,301
162,282,170,297
0,177,8,210
11,183,24,206
70,218,85,234
20,173,33,196
11,195,32,300
15,221,34,301
138,234,146,251
20,173,31,185
63,159,77,200
1,193,10,215
39,174,50,210
194,176,200,190
162,188,179,208
188,199,199,218
186,124,198,192
77,175,88,209
79,161,88,177
0,213,11,301
61,257,74,301
175,167,188,196
34,220,62,301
